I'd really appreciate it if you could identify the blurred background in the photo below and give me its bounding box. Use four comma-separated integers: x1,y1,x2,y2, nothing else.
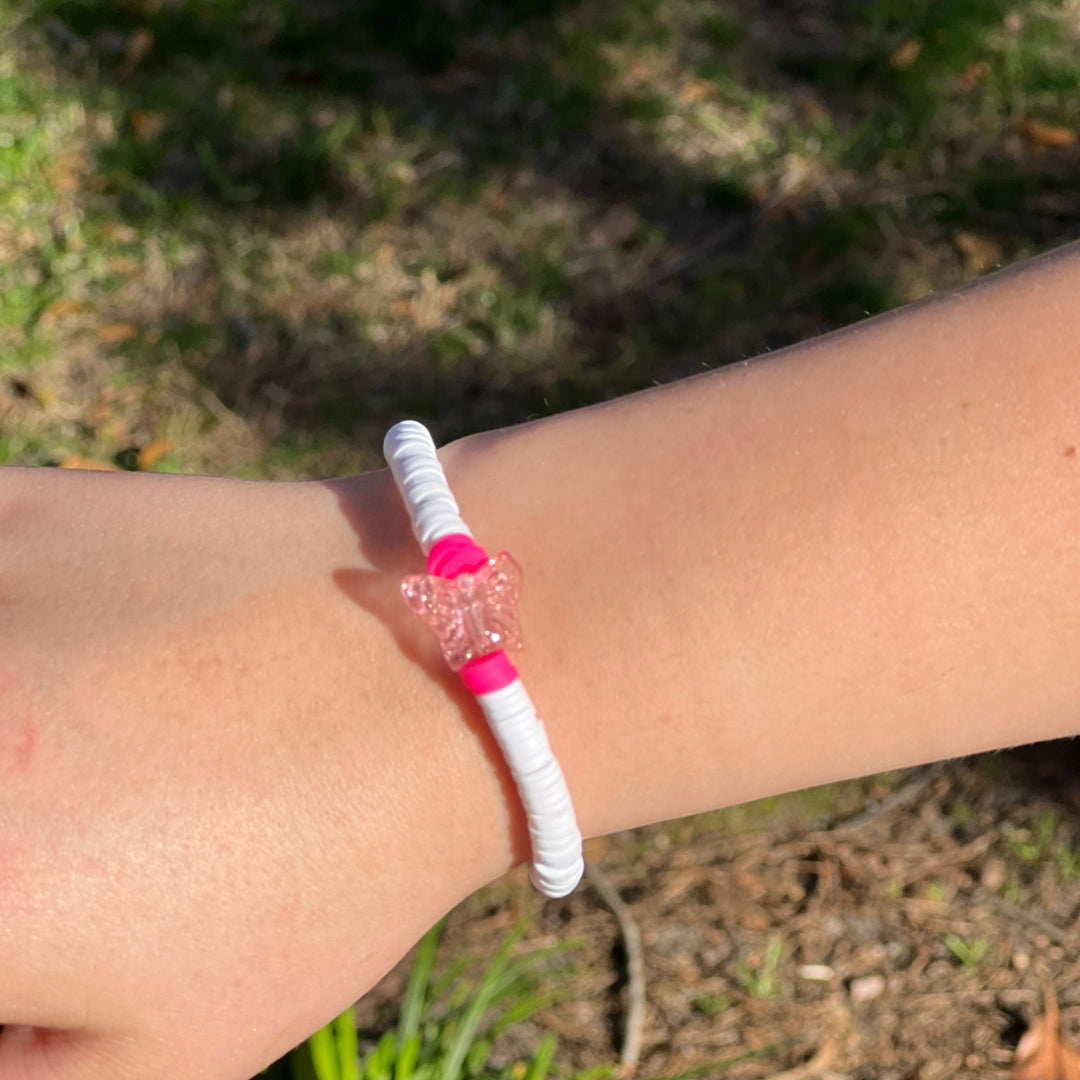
4,3,1080,1078
2,0,1078,479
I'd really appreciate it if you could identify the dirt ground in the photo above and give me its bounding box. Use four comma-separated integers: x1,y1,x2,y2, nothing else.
357,745,1080,1080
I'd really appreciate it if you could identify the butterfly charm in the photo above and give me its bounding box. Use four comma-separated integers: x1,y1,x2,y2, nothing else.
401,552,524,670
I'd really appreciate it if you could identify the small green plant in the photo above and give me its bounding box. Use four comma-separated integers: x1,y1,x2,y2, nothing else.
1057,842,1080,882
736,934,783,1000
263,922,576,1080
690,993,731,1018
922,881,947,902
1007,810,1059,862
942,933,988,969
1004,811,1080,882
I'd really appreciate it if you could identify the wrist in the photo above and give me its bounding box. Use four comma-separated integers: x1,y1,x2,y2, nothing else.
318,468,530,901
0,464,523,1071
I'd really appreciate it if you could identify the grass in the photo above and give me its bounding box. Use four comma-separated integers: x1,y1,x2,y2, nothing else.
735,934,783,1001
942,933,989,969
0,0,1076,477
286,1011,360,1080
262,922,582,1080
1006,809,1060,862
1000,808,1080,885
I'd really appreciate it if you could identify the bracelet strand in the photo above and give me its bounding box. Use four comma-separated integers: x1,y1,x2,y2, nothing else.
384,421,584,898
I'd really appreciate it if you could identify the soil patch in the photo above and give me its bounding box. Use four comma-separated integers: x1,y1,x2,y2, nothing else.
359,745,1080,1079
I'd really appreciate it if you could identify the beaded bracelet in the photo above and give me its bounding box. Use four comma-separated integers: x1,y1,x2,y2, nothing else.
384,421,584,898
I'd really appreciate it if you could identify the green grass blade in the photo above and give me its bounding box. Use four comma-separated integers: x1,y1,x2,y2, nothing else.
287,1046,318,1080
428,954,472,1003
437,925,524,1080
464,1035,493,1076
395,1034,421,1080
400,923,443,1046
334,1009,361,1080
308,1023,341,1080
490,993,562,1038
525,1033,557,1080
489,940,582,999
366,1030,398,1080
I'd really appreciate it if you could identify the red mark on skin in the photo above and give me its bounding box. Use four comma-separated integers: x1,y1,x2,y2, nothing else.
10,718,36,774
1065,445,1076,458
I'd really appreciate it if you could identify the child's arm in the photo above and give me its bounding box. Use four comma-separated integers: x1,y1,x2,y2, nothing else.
2,241,1079,1079
435,239,1080,858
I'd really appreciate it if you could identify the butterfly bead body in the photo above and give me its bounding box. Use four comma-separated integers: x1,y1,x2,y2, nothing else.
401,552,524,670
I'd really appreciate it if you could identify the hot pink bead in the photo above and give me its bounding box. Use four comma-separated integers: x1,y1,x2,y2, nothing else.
402,552,524,670
461,652,519,694
427,533,489,577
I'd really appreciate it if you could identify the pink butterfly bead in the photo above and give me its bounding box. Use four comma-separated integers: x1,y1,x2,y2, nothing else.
401,552,524,670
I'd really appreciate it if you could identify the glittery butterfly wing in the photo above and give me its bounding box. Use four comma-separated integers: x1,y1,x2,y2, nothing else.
479,552,524,653
401,573,466,667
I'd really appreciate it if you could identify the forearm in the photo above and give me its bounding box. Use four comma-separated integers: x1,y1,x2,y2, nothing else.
421,240,1080,866
5,242,1080,1077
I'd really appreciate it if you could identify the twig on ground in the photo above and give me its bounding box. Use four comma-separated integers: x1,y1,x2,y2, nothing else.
585,861,646,1078
979,890,1072,948
826,764,946,837
762,1037,840,1080
900,832,995,885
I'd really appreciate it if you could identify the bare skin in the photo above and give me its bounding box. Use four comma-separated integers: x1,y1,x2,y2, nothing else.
2,241,1080,1077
